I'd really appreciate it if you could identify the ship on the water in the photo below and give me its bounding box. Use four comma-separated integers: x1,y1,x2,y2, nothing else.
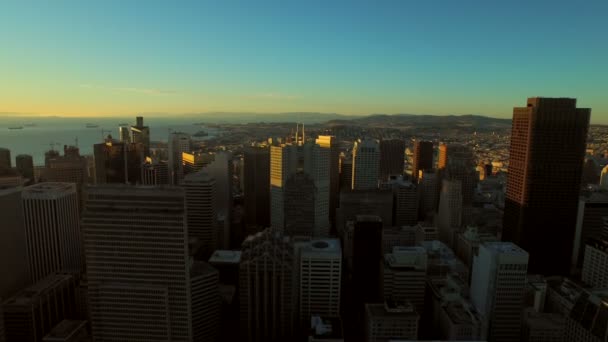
8,126,23,130
86,123,99,128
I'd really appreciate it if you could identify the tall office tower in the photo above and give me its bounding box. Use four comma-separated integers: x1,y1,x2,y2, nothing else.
270,144,297,230
503,98,590,275
15,154,34,184
364,302,419,342
382,176,418,226
239,228,296,342
438,143,448,169
582,238,608,288
351,139,380,190
382,226,421,253
42,145,89,192
183,151,214,176
437,179,463,248
0,187,28,300
317,136,340,229
244,146,270,228
339,154,353,190
205,151,234,249
0,301,4,342
455,226,498,274
412,140,433,181
418,169,439,219
168,132,192,185
283,172,316,236
0,148,11,169
336,190,393,235
118,124,131,143
2,274,78,342
379,139,405,181
130,116,150,156
82,185,194,341
22,183,81,282
352,215,383,304
190,261,221,342
471,242,529,342
184,171,218,254
305,140,332,237
297,239,342,326
94,138,144,184
601,165,608,189
381,246,427,313
442,144,477,207
141,159,169,185
573,192,608,269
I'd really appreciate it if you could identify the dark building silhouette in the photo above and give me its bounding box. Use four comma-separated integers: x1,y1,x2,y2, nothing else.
352,215,383,304
379,139,405,181
503,97,590,275
284,172,316,237
93,137,144,184
412,141,433,180
0,148,11,169
243,146,270,229
15,154,34,184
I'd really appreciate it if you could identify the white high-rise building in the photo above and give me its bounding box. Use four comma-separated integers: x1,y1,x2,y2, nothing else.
381,246,427,313
471,242,528,342
270,144,297,230
168,132,192,185
22,183,81,282
82,185,193,341
437,178,463,248
297,239,341,326
582,238,608,288
351,139,380,190
183,171,218,254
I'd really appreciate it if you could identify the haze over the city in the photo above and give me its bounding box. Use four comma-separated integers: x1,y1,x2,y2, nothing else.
1,1,607,122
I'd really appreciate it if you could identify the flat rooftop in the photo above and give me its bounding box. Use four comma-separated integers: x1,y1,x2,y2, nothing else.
22,182,75,197
482,241,527,255
43,319,87,340
209,250,242,264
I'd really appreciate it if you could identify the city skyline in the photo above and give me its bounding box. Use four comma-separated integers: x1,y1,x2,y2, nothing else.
1,1,607,120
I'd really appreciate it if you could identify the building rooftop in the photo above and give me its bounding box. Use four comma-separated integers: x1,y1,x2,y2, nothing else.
365,301,419,318
43,320,87,341
208,250,242,264
482,241,527,255
301,239,342,254
22,182,76,197
3,274,73,307
310,316,343,340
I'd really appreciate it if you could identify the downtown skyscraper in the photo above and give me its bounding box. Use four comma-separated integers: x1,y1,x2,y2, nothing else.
82,185,197,341
22,183,81,282
351,138,380,190
502,97,590,275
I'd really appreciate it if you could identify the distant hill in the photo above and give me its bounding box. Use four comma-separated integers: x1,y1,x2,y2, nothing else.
325,114,511,131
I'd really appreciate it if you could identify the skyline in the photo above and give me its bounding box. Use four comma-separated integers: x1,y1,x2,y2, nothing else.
1,1,607,121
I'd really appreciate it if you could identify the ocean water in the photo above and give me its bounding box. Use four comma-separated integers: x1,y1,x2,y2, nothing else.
0,116,216,165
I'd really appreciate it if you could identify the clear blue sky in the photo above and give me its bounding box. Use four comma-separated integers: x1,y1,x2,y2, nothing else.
1,1,606,122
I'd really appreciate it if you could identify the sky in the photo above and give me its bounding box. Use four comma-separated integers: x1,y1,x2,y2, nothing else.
1,1,607,122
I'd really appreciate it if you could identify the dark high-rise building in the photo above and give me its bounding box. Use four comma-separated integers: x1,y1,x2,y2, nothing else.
130,116,150,156
0,148,11,170
352,215,383,305
503,97,590,275
412,141,433,180
379,139,405,181
442,144,477,207
284,172,316,236
15,154,34,184
93,137,143,184
243,146,270,229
